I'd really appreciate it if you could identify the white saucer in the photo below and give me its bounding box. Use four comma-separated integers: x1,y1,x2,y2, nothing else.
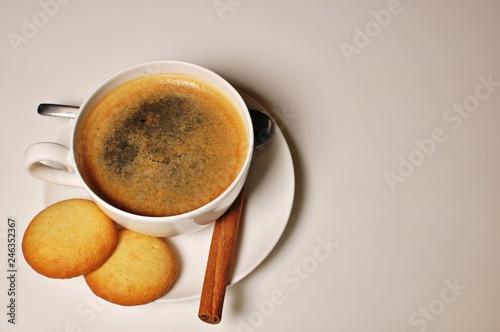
43,92,295,302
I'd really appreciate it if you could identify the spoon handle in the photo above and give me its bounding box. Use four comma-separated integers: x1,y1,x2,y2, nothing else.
38,104,79,118
198,189,246,324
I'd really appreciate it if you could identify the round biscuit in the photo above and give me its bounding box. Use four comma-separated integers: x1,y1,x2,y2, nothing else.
22,199,118,279
84,228,178,306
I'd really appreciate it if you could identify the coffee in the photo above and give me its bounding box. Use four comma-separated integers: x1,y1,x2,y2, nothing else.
76,73,248,217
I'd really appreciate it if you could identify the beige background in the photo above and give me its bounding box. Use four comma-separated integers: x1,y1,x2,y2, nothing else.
1,0,500,331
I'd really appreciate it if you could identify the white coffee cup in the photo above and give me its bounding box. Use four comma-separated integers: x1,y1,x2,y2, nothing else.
24,60,254,237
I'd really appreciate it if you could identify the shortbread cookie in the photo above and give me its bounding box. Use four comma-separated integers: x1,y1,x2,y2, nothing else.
22,199,118,279
84,229,178,306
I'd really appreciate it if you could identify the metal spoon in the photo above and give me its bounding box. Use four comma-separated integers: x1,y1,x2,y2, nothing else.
37,103,274,151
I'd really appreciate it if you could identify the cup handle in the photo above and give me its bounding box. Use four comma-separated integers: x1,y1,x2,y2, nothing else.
24,142,82,187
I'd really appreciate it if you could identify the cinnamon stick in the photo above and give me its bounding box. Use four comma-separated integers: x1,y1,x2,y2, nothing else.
198,189,246,324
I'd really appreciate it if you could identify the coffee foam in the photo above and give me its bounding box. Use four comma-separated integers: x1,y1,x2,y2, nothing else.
78,74,248,216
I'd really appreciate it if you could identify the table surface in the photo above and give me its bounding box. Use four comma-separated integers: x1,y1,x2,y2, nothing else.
1,1,500,331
